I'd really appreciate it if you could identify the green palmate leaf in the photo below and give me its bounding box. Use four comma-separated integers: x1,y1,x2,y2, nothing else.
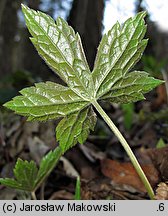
3,6,163,179
101,71,163,103
22,4,93,99
4,82,89,121
4,7,162,152
3,6,164,199
0,147,63,192
121,103,135,130
56,106,96,152
13,159,38,188
92,12,148,98
0,159,38,191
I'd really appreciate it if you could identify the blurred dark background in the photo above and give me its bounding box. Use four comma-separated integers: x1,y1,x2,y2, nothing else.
0,0,168,104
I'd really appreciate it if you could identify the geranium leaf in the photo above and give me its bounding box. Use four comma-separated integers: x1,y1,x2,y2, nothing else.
2,6,164,198
4,8,162,150
0,148,63,192
92,12,148,98
21,4,93,100
56,106,96,152
0,159,38,191
101,71,163,103
4,82,89,121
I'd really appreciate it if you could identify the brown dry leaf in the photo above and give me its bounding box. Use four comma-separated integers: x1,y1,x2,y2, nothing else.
155,182,168,200
146,146,168,181
81,178,113,200
101,159,159,193
139,127,157,148
81,177,144,200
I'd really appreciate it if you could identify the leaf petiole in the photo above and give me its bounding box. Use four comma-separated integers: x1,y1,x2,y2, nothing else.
92,100,154,199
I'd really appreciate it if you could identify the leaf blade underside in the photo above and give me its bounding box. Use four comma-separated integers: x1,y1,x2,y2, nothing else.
101,71,163,103
0,159,38,191
3,6,163,159
22,4,93,99
56,106,97,152
92,12,148,98
4,82,89,121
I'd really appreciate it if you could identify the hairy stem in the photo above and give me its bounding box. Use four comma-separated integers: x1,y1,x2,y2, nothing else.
92,100,154,199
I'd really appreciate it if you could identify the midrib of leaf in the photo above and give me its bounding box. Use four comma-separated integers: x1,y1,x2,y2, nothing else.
5,80,92,121
101,71,163,101
93,22,120,70
57,21,90,72
92,23,120,94
111,15,146,74
96,31,137,94
29,104,89,120
25,8,91,101
69,108,89,143
94,13,145,98
57,23,89,94
56,21,75,65
38,25,89,100
121,39,147,74
105,78,144,92
22,89,86,105
75,33,95,97
56,28,92,100
14,160,38,191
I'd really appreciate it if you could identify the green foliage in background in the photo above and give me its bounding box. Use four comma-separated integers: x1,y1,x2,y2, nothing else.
156,138,166,149
74,176,81,200
121,103,135,130
142,55,167,77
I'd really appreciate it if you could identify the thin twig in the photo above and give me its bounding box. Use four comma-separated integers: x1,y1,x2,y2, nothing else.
31,191,37,200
